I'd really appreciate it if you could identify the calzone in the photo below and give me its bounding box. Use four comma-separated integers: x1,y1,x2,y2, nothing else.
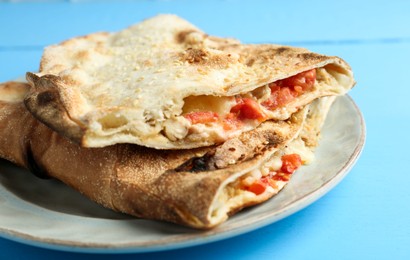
25,14,354,149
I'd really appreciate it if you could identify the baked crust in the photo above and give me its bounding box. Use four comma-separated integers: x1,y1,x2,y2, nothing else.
25,14,355,149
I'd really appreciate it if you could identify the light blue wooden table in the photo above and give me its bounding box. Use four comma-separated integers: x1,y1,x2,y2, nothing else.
1,1,409,259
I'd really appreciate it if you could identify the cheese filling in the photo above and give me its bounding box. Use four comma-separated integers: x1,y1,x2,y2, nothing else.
162,68,321,143
86,66,350,149
159,66,351,144
208,135,315,225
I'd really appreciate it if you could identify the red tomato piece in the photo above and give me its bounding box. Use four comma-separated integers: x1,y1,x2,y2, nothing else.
223,112,243,130
262,86,297,110
230,103,242,114
231,98,265,121
282,69,316,91
281,154,302,174
240,98,265,120
247,179,267,195
276,87,297,106
271,172,290,182
261,69,316,110
184,111,219,124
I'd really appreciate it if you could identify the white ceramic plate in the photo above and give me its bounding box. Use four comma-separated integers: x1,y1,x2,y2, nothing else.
0,95,365,253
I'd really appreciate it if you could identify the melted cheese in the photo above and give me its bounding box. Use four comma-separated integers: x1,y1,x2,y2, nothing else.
152,66,348,149
183,95,236,115
208,136,314,225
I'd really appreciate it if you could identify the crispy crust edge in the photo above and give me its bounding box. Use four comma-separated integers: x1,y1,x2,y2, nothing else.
25,72,85,144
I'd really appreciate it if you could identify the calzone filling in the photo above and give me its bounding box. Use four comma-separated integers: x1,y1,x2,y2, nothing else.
208,136,314,224
162,67,341,144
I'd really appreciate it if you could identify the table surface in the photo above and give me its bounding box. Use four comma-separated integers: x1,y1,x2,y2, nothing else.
1,1,409,259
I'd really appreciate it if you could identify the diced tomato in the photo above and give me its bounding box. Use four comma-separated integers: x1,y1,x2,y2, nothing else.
247,179,268,195
261,69,316,110
281,154,302,174
184,111,219,124
230,101,242,114
245,153,302,195
275,87,297,106
271,172,291,182
230,98,265,121
223,112,243,130
281,69,316,91
240,98,265,120
262,85,297,110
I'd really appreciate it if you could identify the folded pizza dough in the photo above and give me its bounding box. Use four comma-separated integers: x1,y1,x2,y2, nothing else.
0,81,334,228
25,14,354,149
